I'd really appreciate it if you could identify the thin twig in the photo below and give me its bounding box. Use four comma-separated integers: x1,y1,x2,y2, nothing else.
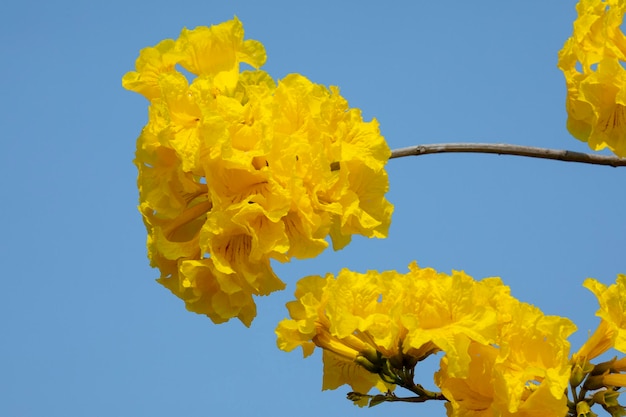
390,143,626,167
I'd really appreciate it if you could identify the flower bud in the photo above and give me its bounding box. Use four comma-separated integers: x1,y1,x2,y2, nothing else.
571,362,587,388
584,374,607,391
592,357,617,376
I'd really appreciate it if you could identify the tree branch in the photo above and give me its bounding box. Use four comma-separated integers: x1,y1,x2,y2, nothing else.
390,143,626,167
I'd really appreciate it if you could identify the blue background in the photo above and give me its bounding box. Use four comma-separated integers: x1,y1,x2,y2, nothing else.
2,1,625,416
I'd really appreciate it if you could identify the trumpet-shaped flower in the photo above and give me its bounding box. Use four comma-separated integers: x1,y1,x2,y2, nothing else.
123,18,393,326
573,274,626,362
558,0,626,157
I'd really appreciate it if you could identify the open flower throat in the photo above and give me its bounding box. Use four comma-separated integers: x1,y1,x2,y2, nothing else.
123,18,393,326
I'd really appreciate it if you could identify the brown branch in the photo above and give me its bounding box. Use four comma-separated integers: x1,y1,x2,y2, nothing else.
390,143,626,167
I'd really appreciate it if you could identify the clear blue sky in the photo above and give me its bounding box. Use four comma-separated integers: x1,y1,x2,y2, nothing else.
2,1,625,416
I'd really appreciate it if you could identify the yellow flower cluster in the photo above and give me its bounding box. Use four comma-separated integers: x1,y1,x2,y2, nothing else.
275,262,576,414
558,0,626,157
122,18,393,326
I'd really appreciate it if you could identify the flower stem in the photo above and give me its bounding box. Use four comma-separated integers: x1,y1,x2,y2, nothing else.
390,143,626,167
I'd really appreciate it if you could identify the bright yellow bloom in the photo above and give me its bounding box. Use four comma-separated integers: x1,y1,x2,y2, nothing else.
436,343,498,417
436,299,575,417
558,0,626,157
176,20,266,90
121,39,182,101
275,262,509,395
321,349,390,396
123,18,393,326
573,274,626,361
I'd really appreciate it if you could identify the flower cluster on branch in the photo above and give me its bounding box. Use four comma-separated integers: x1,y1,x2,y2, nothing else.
559,0,626,157
276,263,578,415
123,18,392,326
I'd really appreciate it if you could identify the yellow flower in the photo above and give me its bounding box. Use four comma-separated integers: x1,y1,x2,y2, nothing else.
558,0,626,157
573,274,626,361
322,350,389,395
177,18,266,91
436,299,575,417
437,342,498,417
121,39,182,100
602,372,626,387
275,262,509,395
123,18,393,326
